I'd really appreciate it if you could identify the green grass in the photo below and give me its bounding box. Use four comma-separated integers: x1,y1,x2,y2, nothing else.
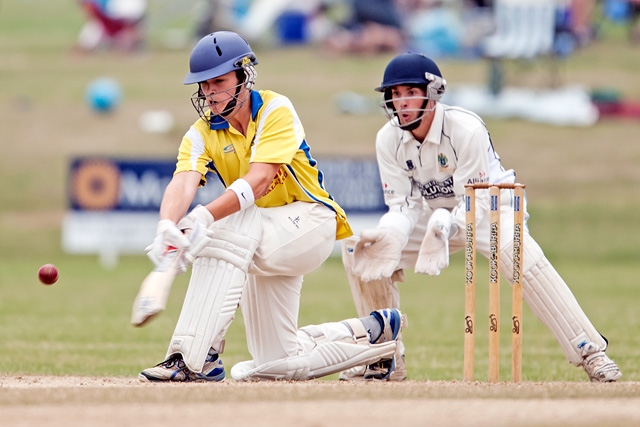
1,0,639,383
1,250,638,382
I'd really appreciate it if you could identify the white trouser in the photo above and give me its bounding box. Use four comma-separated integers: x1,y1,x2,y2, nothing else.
241,201,337,366
400,189,607,366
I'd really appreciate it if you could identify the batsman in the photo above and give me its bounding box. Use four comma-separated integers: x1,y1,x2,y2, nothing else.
340,52,621,383
132,31,403,382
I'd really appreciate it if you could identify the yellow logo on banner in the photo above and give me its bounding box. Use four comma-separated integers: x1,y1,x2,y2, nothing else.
71,159,120,210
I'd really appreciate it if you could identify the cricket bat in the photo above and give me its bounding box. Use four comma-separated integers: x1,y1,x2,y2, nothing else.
131,248,183,327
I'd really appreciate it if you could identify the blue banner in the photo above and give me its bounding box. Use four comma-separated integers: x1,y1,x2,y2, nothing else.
68,156,386,214
317,156,386,214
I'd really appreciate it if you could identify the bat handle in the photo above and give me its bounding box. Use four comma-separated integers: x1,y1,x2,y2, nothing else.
155,247,183,272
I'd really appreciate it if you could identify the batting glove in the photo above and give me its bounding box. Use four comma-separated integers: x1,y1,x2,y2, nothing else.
178,205,216,263
353,227,407,282
146,219,192,272
177,205,215,234
415,208,452,276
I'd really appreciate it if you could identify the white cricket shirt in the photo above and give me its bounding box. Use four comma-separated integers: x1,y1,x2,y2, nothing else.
375,102,515,237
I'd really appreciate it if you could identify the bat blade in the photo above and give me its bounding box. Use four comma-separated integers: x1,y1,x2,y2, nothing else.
131,250,183,327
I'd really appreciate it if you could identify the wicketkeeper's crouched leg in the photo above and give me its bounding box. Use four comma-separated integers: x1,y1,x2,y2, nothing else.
339,236,407,381
499,236,621,382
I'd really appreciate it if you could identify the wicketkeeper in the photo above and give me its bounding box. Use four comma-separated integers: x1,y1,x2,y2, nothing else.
134,31,403,382
340,52,621,383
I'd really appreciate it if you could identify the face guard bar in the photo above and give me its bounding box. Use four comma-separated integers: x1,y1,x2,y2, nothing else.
380,72,446,131
190,57,258,125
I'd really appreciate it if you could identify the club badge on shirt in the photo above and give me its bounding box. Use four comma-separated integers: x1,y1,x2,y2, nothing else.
438,153,449,172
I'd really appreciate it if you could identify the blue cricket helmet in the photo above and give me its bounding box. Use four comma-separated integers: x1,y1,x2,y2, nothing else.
184,31,258,85
375,52,444,97
375,53,447,131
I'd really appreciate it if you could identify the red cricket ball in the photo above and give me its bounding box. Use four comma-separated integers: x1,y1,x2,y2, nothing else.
38,264,59,285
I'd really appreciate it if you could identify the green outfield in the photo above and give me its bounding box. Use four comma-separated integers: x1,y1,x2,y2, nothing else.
1,0,640,389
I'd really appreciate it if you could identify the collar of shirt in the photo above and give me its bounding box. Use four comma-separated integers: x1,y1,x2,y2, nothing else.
423,102,444,145
209,90,264,130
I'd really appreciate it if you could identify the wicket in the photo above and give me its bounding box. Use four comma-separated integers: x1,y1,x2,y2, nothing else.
464,182,525,383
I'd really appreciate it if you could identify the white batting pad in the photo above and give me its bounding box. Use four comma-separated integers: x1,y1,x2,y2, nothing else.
500,237,607,366
166,206,262,373
230,319,397,381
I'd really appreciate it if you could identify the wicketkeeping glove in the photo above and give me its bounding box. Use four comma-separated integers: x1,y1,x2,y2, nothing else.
415,208,453,276
353,227,407,282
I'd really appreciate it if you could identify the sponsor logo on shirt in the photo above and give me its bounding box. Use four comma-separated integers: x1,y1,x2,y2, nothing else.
383,182,394,195
467,172,488,185
264,168,288,196
416,176,455,199
223,144,235,154
288,215,301,228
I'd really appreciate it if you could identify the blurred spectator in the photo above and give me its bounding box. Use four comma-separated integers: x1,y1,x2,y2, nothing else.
323,0,406,55
194,0,222,39
631,0,640,42
194,0,252,39
568,0,596,47
402,1,465,59
457,0,495,58
194,0,332,45
75,0,147,53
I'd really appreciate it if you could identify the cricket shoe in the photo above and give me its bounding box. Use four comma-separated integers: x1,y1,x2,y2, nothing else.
388,349,407,381
338,365,366,381
139,348,225,382
339,340,407,381
580,342,622,382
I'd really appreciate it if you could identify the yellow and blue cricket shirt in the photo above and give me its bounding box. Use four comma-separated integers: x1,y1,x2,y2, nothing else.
175,89,352,240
